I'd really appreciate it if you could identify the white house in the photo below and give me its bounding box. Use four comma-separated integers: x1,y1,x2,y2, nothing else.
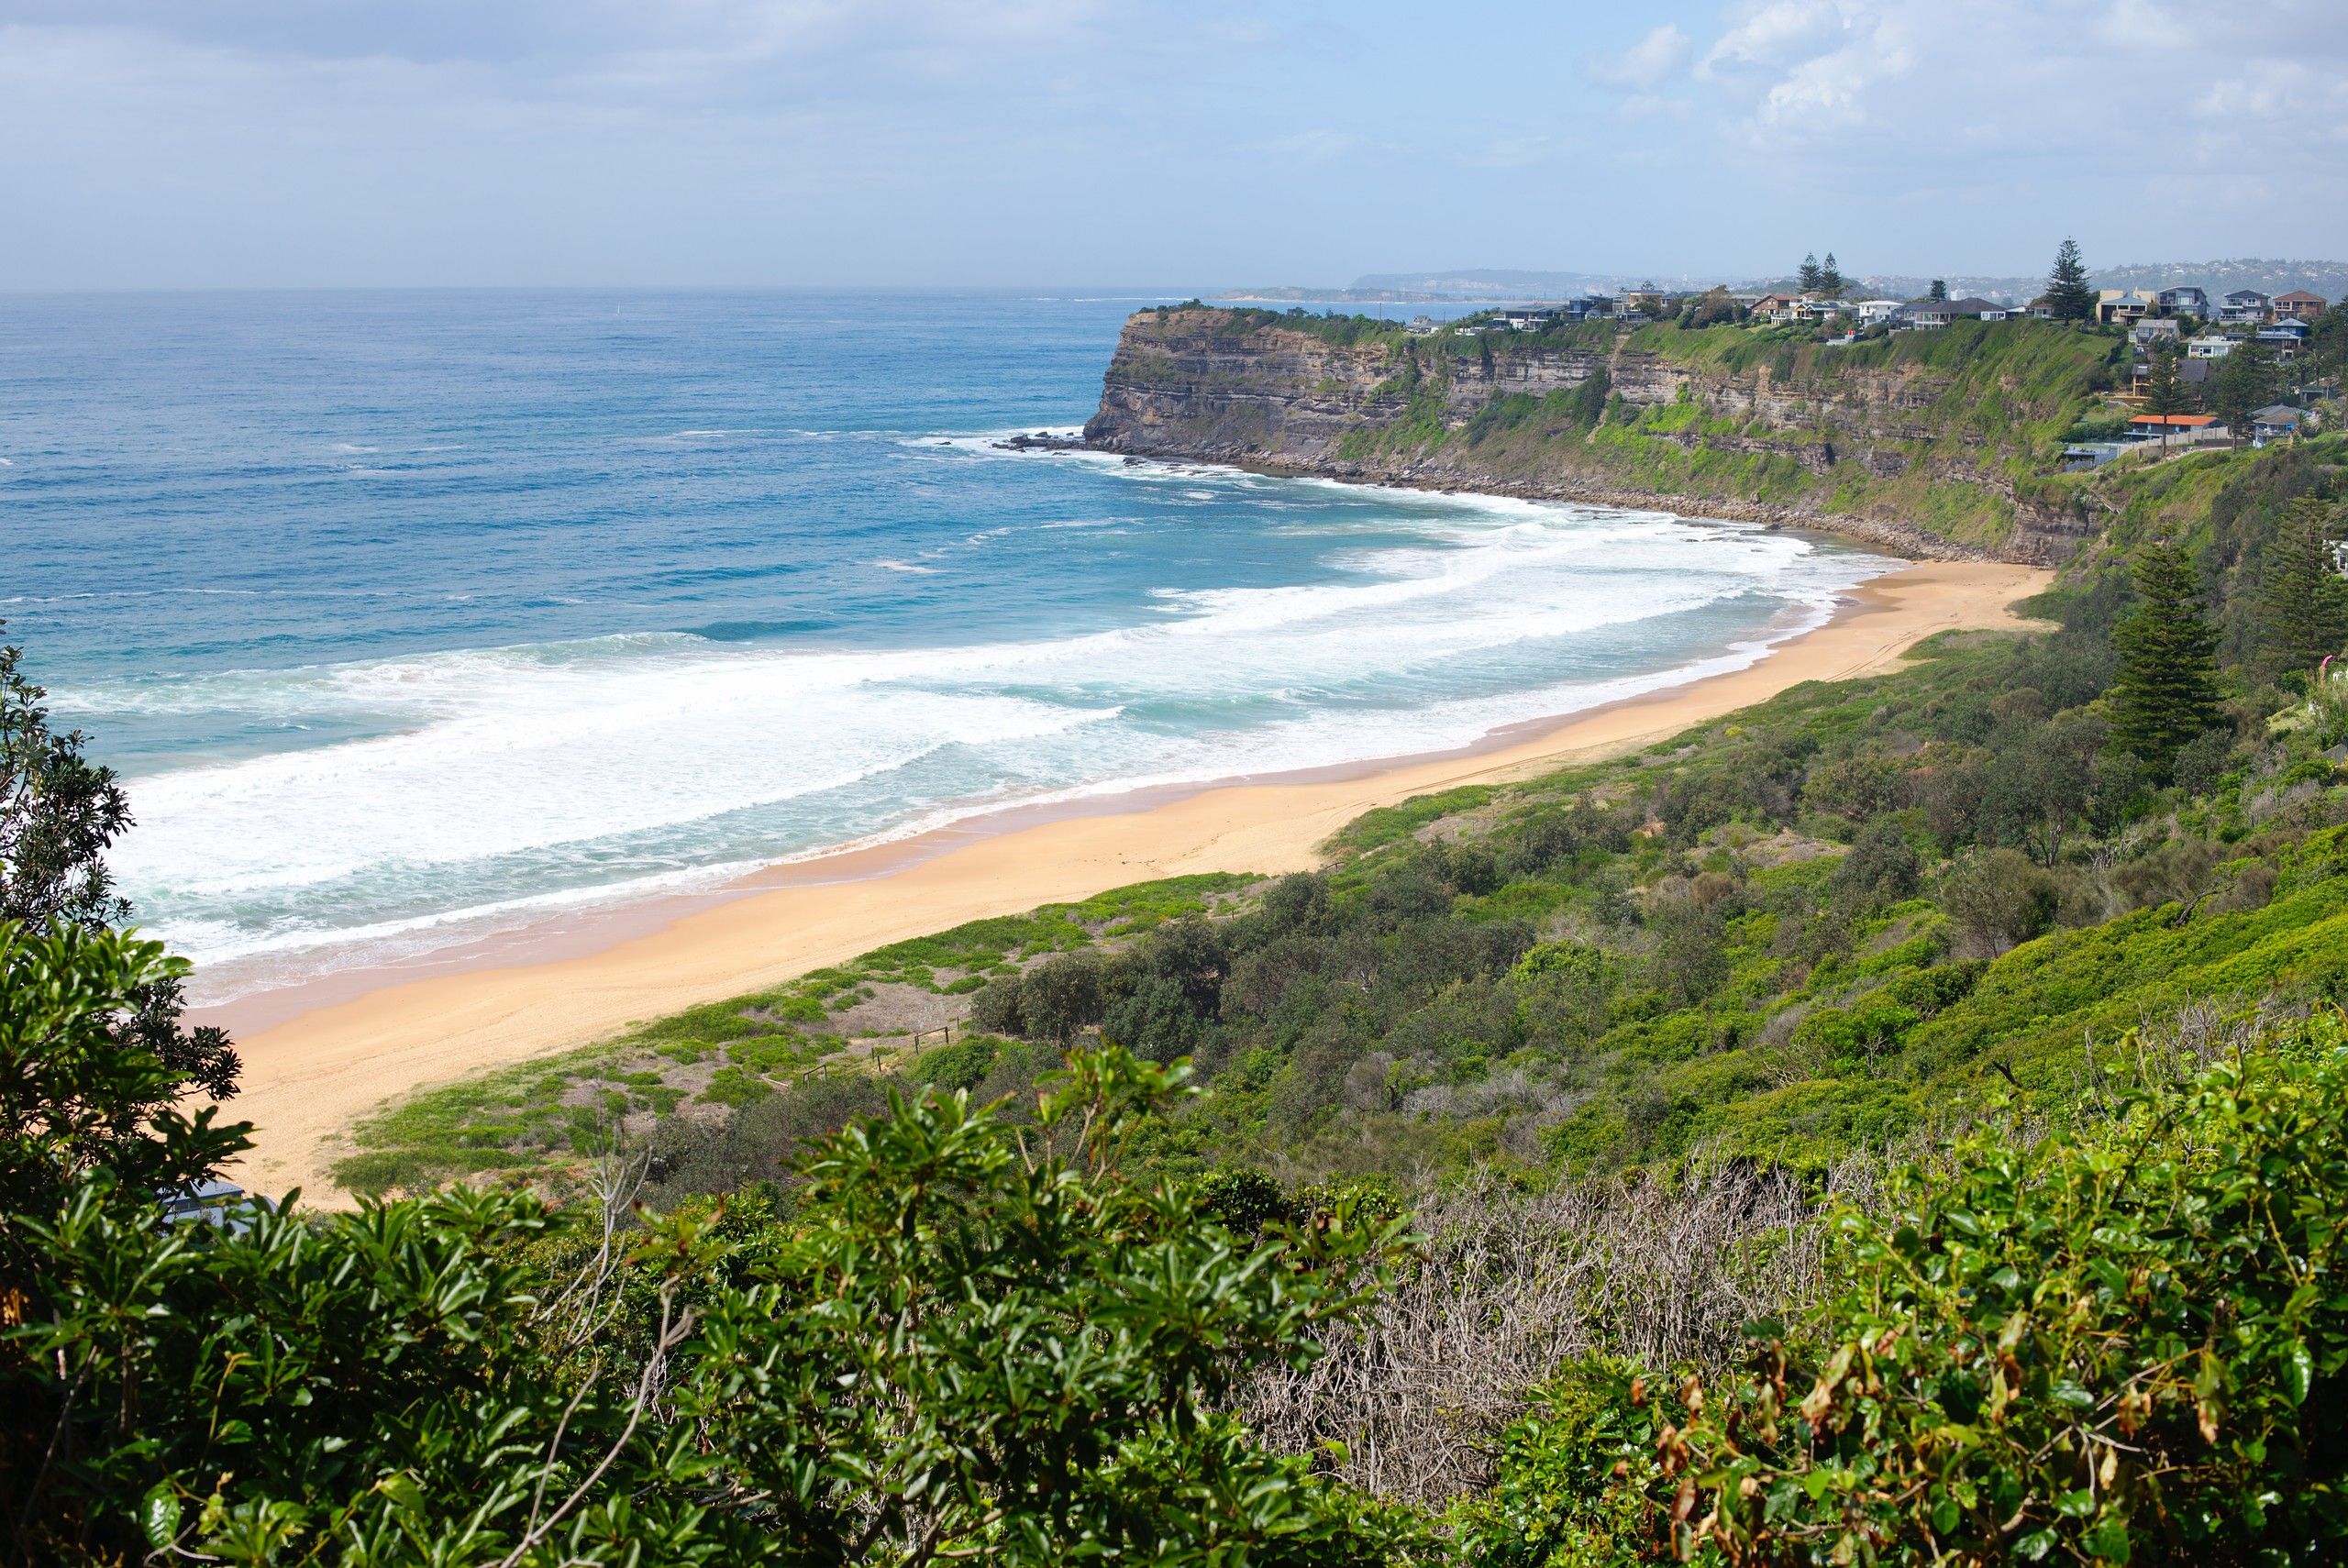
2187,334,2237,359
1497,307,1561,331
2219,290,2272,325
2132,317,2182,345
1855,299,1903,326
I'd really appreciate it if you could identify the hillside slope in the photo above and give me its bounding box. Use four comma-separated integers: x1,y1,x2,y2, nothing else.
1085,306,2125,562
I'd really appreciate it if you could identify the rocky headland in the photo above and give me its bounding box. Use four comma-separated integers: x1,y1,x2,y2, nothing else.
1076,306,2126,564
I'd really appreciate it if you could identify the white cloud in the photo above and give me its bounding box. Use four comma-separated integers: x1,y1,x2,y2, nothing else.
2191,61,2348,149
1700,0,1850,77
1681,1,1921,142
1749,20,1911,135
2091,0,2197,52
1585,24,1691,92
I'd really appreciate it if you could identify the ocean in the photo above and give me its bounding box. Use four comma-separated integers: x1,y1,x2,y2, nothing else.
1,289,1895,1000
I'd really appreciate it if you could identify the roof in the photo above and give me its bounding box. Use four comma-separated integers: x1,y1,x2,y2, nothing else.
2224,289,2272,301
2252,404,2303,423
2129,414,2217,427
2276,291,2327,304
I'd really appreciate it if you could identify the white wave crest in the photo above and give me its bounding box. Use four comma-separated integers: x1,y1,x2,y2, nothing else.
108,491,1891,978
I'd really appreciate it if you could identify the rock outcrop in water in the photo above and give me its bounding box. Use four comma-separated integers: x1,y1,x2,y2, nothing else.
1083,307,2120,564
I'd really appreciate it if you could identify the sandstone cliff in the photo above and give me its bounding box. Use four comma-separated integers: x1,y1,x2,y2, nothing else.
1083,308,2123,564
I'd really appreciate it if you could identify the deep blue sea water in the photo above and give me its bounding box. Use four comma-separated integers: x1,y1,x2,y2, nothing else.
1,290,1894,998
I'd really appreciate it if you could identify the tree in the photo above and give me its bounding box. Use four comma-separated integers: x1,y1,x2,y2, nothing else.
0,633,127,933
1681,286,1739,329
0,626,238,1107
2210,337,2278,443
2109,538,2223,781
2253,496,2348,682
1797,252,1822,293
0,923,249,1296
2,1043,1425,1564
1928,277,1948,302
1819,252,1845,297
2141,341,2191,450
2045,237,2096,322
1940,848,2057,956
2309,301,2348,388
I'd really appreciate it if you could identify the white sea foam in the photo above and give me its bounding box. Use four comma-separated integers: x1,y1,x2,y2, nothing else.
108,487,1893,983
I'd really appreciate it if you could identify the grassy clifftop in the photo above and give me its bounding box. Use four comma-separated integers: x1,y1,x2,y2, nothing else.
1088,307,2128,562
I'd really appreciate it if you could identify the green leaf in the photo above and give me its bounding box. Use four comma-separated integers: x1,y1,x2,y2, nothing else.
2282,1339,2313,1406
2016,1528,2058,1560
139,1484,181,1552
2081,1514,2132,1562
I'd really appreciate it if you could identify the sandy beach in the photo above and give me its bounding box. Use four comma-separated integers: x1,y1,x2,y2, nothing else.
217,559,2049,1200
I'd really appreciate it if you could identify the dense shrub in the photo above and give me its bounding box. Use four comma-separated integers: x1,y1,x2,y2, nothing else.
1,935,1424,1567
1654,1011,2348,1563
1455,1013,2348,1564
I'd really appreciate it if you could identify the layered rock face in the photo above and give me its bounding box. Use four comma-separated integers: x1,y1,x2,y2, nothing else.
1083,309,2102,564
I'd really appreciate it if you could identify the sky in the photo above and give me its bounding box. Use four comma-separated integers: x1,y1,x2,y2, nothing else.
3,0,2344,291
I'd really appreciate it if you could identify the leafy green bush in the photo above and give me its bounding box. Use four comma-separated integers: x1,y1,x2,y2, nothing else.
1454,1358,1685,1568
5,1019,1426,1563
1641,1011,2348,1564
908,1032,1001,1092
0,922,245,1291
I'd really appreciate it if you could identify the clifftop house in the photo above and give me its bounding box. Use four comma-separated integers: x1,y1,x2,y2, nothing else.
2128,413,2218,444
2274,290,2329,322
1900,297,2008,328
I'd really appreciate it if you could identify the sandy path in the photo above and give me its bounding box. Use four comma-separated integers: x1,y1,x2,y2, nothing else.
218,560,2048,1200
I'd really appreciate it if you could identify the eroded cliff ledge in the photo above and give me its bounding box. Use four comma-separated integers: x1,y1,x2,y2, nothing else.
1083,307,2122,564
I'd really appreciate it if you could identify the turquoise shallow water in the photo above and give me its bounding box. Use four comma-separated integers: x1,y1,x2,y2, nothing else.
0,290,1894,996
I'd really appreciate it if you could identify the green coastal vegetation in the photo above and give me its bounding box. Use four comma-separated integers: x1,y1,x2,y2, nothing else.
7,371,2348,1554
